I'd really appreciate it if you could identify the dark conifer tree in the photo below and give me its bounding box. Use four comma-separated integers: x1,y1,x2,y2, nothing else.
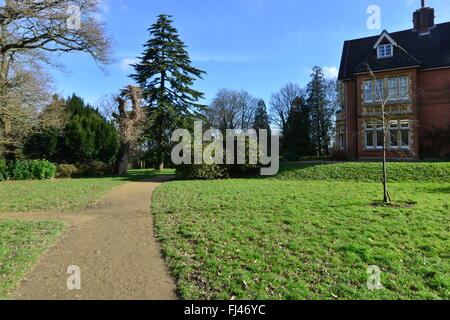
131,14,206,170
253,99,271,133
283,95,314,156
306,66,333,156
24,94,119,164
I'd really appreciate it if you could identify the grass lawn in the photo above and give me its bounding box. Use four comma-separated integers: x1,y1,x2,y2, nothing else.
0,219,64,299
276,162,450,182
152,178,450,300
0,168,173,299
0,169,174,213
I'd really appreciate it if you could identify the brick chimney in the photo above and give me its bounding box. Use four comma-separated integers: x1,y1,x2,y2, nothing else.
413,0,435,35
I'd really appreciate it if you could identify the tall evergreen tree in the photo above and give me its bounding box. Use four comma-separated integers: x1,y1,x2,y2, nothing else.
306,67,333,156
283,95,314,156
253,99,271,132
131,14,206,170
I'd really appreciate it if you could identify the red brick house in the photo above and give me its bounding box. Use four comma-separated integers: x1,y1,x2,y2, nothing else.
337,3,450,160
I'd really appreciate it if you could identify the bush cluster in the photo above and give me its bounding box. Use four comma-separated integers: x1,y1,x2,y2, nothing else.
56,161,114,178
75,161,114,177
0,160,57,181
56,164,79,178
176,162,262,180
175,137,263,180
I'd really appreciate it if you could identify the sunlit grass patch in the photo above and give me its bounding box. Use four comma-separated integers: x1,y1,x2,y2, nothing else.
0,219,64,299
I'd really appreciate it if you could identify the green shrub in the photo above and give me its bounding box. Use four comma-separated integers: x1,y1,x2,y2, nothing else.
76,160,113,177
11,161,34,180
7,160,56,181
174,136,262,180
56,164,79,178
176,164,229,180
30,160,57,179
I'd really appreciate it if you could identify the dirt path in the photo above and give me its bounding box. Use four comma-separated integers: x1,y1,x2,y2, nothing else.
2,177,178,300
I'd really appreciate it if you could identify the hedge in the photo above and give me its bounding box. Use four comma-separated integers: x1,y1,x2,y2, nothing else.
274,162,450,183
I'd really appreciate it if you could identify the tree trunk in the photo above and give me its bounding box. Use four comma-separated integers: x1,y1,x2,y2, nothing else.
382,147,390,203
115,142,130,175
382,120,390,203
154,154,164,171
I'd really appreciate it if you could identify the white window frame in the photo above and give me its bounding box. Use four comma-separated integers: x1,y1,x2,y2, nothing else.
377,44,393,58
364,80,374,103
399,120,411,149
399,76,409,101
375,79,384,102
388,120,411,150
387,78,398,101
365,121,384,150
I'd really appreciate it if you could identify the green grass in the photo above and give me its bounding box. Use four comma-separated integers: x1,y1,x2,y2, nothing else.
0,219,65,299
276,162,450,182
0,169,174,213
152,179,450,300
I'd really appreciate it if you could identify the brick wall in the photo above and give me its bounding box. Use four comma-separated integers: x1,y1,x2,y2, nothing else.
343,67,450,159
417,68,450,156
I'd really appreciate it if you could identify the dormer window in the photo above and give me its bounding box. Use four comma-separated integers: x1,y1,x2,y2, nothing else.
378,44,393,58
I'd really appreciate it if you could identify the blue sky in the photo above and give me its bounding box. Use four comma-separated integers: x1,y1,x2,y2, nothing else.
49,0,450,107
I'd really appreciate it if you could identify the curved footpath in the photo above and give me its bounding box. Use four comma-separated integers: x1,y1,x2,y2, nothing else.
2,177,178,300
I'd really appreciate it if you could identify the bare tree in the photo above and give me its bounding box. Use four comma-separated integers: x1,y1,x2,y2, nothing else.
0,61,60,158
206,89,258,133
112,86,144,175
270,83,304,134
326,79,344,148
0,0,113,159
366,65,413,203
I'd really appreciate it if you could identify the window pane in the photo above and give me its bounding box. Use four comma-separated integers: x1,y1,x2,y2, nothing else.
385,45,392,56
401,130,409,147
388,78,397,100
366,132,374,148
375,79,384,101
390,130,398,147
389,120,398,129
376,130,384,148
399,76,409,100
366,121,374,130
400,120,409,128
376,121,383,129
378,45,393,58
364,81,373,103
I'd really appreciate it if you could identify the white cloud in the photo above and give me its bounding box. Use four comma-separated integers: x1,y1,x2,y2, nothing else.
94,0,110,22
120,58,139,72
323,66,339,79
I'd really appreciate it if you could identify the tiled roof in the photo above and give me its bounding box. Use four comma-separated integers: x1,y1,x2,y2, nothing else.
338,22,450,80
